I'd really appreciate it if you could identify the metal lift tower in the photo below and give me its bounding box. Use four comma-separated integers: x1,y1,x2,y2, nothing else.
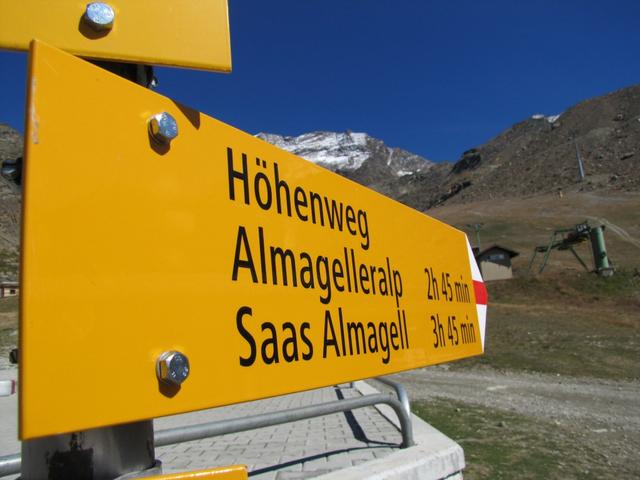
528,221,614,276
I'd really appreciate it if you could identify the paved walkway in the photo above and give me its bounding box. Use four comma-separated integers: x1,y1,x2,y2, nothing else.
0,371,402,479
155,385,401,478
0,367,18,456
0,367,464,479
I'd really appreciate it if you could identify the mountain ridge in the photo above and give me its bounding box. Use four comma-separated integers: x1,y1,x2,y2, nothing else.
427,84,640,205
256,130,434,177
0,123,22,256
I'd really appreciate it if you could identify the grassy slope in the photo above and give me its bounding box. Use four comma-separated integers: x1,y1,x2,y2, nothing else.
0,296,18,366
413,399,619,480
429,191,640,275
0,249,19,279
455,270,640,380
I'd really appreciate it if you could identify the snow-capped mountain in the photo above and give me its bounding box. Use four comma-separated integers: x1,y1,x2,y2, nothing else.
256,131,433,177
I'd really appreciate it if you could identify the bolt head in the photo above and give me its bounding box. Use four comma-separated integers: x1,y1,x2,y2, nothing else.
84,3,115,31
148,112,179,144
157,351,190,386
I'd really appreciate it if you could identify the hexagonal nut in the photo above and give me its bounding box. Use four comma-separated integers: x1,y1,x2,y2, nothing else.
148,112,179,144
84,3,115,31
157,351,190,386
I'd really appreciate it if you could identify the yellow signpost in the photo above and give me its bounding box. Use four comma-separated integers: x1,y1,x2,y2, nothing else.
146,465,247,480
20,40,487,440
0,0,231,72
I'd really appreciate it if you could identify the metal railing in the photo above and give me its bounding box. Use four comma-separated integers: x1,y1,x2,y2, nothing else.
374,376,411,420
0,454,19,477
156,391,413,448
0,380,414,477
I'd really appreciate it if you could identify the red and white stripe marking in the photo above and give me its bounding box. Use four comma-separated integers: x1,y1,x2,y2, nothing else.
467,238,488,350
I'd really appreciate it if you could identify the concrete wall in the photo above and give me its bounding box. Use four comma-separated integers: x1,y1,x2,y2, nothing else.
479,261,513,281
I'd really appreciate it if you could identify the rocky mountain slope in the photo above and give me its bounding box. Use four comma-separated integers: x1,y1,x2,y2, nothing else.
0,125,22,255
394,84,640,210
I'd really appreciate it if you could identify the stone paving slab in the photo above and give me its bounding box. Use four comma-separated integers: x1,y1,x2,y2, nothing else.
154,384,402,478
0,367,19,457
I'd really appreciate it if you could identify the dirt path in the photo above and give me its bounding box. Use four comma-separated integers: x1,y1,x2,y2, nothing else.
386,367,640,476
391,367,640,429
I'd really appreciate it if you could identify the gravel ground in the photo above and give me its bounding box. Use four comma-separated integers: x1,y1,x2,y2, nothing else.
383,366,640,476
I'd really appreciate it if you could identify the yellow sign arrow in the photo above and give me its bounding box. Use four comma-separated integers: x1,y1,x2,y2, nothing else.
20,41,487,439
145,465,247,480
0,0,231,72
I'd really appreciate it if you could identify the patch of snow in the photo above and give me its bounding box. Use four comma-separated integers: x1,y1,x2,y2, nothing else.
546,114,561,123
532,113,562,123
257,131,370,170
257,130,433,176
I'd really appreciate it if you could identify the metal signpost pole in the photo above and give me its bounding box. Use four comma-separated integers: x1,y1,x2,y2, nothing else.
21,422,159,479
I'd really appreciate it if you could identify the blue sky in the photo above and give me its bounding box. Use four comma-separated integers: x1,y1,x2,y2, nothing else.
1,0,639,161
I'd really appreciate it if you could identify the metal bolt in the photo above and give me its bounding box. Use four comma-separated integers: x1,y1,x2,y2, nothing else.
84,3,115,31
148,112,179,144
157,351,190,386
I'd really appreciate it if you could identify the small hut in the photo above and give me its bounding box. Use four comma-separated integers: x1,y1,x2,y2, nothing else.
0,281,19,298
476,246,519,281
